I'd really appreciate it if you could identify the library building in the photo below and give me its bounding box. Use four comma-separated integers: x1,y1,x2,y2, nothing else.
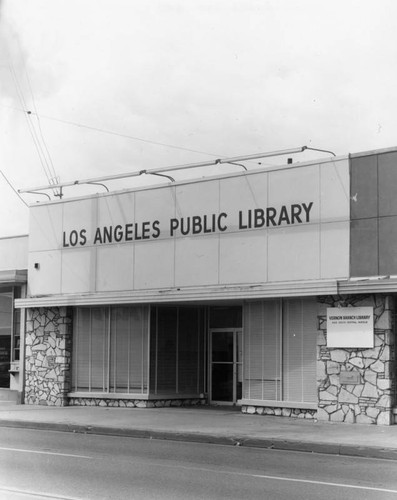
1,146,396,425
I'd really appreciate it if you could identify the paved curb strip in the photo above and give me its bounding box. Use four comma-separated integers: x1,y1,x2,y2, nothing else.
0,420,396,461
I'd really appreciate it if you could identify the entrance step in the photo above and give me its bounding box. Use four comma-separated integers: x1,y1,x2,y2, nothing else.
0,389,18,402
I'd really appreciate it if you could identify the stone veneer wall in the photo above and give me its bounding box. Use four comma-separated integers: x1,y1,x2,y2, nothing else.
25,307,72,406
317,295,395,425
69,397,205,408
241,406,316,419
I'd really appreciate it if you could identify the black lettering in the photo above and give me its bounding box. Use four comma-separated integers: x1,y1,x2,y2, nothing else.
254,208,265,228
238,210,248,229
212,213,217,232
70,230,79,246
103,226,112,243
93,227,103,244
248,209,252,229
134,222,142,240
203,215,211,234
142,221,151,240
125,223,134,241
266,207,277,226
302,202,313,222
79,229,87,246
291,204,302,224
192,216,202,234
63,231,69,248
170,218,179,237
181,217,190,236
152,220,160,238
218,213,227,231
114,225,123,242
277,205,290,225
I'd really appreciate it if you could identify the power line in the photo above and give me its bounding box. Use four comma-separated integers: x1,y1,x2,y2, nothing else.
28,111,224,158
8,63,56,187
0,170,28,207
24,68,58,184
13,108,279,168
2,103,279,171
14,37,59,185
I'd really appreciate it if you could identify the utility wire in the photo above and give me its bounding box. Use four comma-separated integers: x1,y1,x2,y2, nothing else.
9,63,55,186
24,71,58,184
2,102,280,170
0,170,28,207
27,111,224,157
19,111,279,168
15,37,59,185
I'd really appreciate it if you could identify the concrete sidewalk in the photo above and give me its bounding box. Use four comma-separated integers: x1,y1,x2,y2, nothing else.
0,403,396,460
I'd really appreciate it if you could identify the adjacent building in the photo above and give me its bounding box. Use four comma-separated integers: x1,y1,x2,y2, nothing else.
2,146,397,424
0,235,28,403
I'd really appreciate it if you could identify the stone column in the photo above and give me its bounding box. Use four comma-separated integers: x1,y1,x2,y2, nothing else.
24,307,72,406
317,295,395,425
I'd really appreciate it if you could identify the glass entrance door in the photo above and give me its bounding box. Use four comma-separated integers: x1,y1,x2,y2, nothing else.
210,329,242,405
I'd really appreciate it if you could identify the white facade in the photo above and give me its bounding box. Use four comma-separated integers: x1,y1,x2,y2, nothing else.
27,157,349,302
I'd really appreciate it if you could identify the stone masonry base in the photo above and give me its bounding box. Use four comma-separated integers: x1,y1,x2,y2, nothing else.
69,397,206,408
242,405,317,419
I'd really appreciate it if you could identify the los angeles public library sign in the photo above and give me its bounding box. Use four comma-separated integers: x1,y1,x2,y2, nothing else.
62,201,314,247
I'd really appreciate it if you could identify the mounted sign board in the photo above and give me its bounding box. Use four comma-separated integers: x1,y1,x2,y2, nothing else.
327,307,374,348
27,158,350,297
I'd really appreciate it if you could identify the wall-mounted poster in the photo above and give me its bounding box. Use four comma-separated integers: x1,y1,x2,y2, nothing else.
327,307,374,348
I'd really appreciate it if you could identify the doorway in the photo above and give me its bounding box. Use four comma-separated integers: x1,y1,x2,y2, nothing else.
210,328,242,405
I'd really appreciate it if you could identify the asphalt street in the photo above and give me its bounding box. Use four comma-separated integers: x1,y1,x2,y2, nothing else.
0,427,396,500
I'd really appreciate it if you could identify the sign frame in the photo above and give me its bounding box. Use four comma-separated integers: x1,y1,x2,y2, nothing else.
327,307,374,348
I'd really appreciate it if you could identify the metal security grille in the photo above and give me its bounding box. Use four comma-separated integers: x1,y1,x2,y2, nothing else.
243,298,317,403
72,305,149,394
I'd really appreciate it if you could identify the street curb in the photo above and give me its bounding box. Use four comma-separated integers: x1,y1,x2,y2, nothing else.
1,419,397,461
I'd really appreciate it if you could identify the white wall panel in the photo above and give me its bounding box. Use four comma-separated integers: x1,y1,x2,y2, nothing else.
175,236,219,287
268,164,320,223
320,159,350,223
27,158,350,297
320,221,350,279
61,248,94,294
97,192,134,228
134,240,174,289
268,225,320,282
96,245,133,292
135,187,175,239
29,203,63,251
0,236,28,271
28,250,61,295
63,198,97,246
219,173,268,232
219,232,267,284
175,180,219,218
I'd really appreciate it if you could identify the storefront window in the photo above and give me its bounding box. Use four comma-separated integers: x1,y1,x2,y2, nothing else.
243,298,317,403
150,306,205,395
72,306,149,394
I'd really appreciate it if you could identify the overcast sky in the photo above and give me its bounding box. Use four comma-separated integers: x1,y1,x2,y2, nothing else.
0,0,396,236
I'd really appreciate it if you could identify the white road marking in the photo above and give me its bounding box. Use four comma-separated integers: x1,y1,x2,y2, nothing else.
0,446,92,459
0,486,84,499
154,462,397,494
1,445,396,495
250,472,397,494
